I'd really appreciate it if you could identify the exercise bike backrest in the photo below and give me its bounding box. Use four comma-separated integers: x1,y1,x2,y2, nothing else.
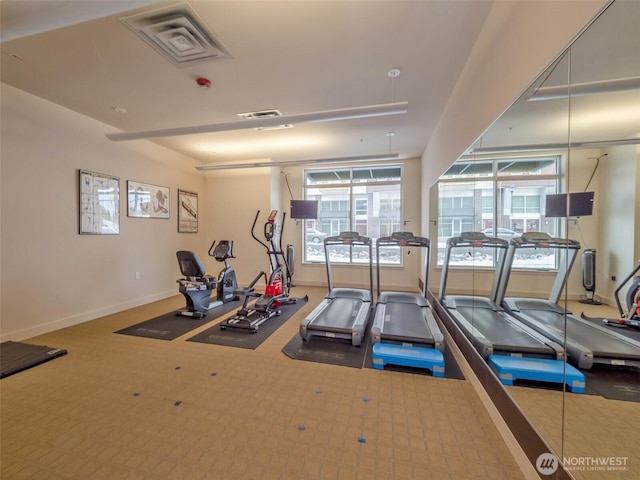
176,251,207,280
208,240,234,262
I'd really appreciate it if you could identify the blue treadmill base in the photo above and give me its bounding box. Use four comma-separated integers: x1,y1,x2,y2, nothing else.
372,343,445,377
488,355,585,394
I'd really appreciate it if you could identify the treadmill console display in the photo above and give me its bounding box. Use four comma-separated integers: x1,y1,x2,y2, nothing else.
380,232,429,248
390,232,415,242
328,231,370,245
460,231,486,242
517,232,580,249
521,232,552,243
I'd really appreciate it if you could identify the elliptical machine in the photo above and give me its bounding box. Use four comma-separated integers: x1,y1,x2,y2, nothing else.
220,210,296,332
175,240,239,319
581,260,640,330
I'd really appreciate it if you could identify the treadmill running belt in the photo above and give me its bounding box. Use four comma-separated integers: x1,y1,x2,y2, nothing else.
380,303,434,345
456,306,553,352
306,297,365,331
527,309,640,360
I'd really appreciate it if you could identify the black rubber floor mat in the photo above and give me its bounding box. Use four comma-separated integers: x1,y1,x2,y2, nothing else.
282,333,371,369
283,309,465,378
187,297,308,350
583,366,640,402
1,341,67,378
114,301,240,340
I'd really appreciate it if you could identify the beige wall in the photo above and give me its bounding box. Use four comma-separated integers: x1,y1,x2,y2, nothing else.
0,84,207,341
598,144,639,304
201,167,275,286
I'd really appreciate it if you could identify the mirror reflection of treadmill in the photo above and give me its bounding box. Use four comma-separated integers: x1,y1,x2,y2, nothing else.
370,232,445,376
299,232,373,346
439,232,584,392
496,232,640,370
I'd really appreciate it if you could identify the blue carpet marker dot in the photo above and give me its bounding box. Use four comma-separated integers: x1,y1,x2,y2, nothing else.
315,389,322,394
297,425,306,431
174,401,182,407
363,396,370,402
133,392,140,397
357,437,366,443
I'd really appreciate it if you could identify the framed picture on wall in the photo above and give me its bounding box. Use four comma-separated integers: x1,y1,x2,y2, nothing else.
79,169,120,234
127,180,170,219
178,189,198,233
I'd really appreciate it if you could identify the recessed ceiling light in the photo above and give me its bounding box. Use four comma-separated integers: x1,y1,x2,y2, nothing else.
112,107,127,114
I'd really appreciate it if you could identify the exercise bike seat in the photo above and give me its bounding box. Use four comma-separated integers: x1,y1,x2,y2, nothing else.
176,251,217,286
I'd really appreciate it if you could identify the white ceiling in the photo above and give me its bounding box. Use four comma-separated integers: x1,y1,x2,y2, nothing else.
0,0,495,166
2,1,638,169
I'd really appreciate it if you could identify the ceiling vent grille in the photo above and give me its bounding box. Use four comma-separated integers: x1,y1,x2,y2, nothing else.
236,110,293,131
120,3,231,67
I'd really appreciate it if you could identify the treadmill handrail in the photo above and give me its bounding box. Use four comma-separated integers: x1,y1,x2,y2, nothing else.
376,232,430,299
323,231,373,298
440,232,508,304
496,232,581,306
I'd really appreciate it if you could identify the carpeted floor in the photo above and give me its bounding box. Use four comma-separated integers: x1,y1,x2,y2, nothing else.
1,286,528,479
6,291,639,478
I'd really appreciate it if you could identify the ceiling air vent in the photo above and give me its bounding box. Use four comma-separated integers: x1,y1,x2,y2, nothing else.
120,3,231,67
236,110,293,131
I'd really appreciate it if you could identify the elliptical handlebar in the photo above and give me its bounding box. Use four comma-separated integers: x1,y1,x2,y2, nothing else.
251,210,270,252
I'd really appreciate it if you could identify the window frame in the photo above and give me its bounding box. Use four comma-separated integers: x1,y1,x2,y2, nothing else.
302,165,404,266
436,155,563,271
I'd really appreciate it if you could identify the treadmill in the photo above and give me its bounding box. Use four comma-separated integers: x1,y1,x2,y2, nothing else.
370,232,445,376
440,232,584,392
299,232,373,346
496,232,640,370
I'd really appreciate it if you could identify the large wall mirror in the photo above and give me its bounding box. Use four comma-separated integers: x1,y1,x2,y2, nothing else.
436,1,639,477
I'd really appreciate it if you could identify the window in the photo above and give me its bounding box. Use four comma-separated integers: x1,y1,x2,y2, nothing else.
437,156,560,269
304,166,402,264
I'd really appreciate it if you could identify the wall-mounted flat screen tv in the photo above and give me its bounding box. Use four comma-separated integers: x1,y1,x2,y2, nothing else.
569,191,594,217
545,193,568,218
544,192,594,218
290,200,318,219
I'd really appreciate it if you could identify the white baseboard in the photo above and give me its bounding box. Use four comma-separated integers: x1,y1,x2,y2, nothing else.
0,289,176,343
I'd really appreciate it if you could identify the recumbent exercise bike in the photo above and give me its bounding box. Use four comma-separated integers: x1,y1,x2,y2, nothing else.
175,240,239,319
